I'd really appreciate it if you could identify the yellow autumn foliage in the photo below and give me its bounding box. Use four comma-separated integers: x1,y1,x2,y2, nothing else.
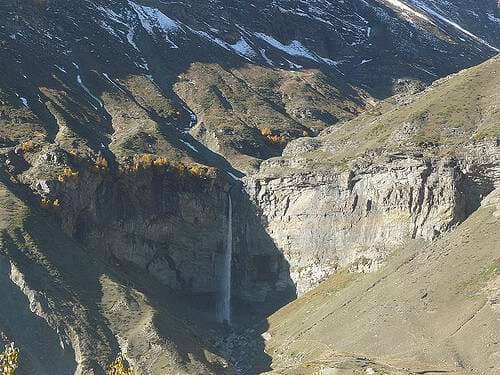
260,127,272,136
95,155,109,170
189,164,216,178
126,154,169,172
58,167,79,182
40,197,60,209
0,343,19,375
19,140,35,153
259,128,289,145
107,354,133,375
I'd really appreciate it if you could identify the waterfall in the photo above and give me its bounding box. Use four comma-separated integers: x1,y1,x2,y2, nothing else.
217,192,233,324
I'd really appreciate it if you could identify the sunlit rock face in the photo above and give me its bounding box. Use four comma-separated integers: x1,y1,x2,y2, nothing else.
244,141,498,295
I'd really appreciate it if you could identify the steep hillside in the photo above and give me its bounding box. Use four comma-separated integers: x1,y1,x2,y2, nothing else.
262,187,500,374
0,174,233,374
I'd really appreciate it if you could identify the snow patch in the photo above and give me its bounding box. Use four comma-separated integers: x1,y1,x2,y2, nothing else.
103,73,127,94
180,139,198,152
77,74,104,109
260,49,275,66
226,171,242,181
55,65,67,73
408,0,499,52
382,0,431,22
230,37,257,58
254,33,316,60
129,1,179,48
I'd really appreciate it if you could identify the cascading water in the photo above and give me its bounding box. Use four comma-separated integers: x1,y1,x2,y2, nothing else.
217,192,233,324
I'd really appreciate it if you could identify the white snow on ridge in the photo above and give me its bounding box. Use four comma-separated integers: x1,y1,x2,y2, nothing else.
188,27,230,51
254,32,345,73
55,65,67,73
408,0,500,53
103,73,127,94
129,1,180,48
77,74,104,109
187,27,257,62
260,48,275,66
226,171,242,181
180,139,198,152
382,0,431,22
97,5,140,51
254,33,317,60
487,13,500,25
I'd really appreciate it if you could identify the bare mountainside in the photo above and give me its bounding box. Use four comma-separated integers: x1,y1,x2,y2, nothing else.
0,1,499,374
263,187,500,374
1,0,499,173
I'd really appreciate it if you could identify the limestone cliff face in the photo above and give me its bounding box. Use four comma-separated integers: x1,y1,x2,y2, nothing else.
243,141,499,295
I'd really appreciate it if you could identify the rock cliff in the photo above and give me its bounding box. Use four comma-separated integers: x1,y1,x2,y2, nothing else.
244,141,498,295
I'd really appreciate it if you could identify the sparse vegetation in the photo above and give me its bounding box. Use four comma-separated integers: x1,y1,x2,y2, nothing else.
40,197,60,209
0,343,19,375
1,345,133,375
121,155,216,179
260,127,289,145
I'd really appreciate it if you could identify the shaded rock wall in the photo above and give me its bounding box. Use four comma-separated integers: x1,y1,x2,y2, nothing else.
32,167,230,296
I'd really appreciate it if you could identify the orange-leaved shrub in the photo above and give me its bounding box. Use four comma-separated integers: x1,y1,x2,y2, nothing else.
267,134,288,144
95,156,109,171
125,154,169,172
260,127,272,137
259,128,289,145
189,164,216,178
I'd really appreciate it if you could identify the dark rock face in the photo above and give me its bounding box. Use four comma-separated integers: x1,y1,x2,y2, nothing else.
32,167,229,295
28,165,297,309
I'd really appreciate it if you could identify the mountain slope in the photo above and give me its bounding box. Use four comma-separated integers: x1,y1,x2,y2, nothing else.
262,187,500,374
268,54,500,173
0,174,234,374
1,0,498,173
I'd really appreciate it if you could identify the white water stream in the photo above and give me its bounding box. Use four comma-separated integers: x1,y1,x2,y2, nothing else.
217,193,233,324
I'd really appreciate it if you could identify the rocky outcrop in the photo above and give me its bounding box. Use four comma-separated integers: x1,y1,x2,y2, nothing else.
243,141,499,295
26,164,232,297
